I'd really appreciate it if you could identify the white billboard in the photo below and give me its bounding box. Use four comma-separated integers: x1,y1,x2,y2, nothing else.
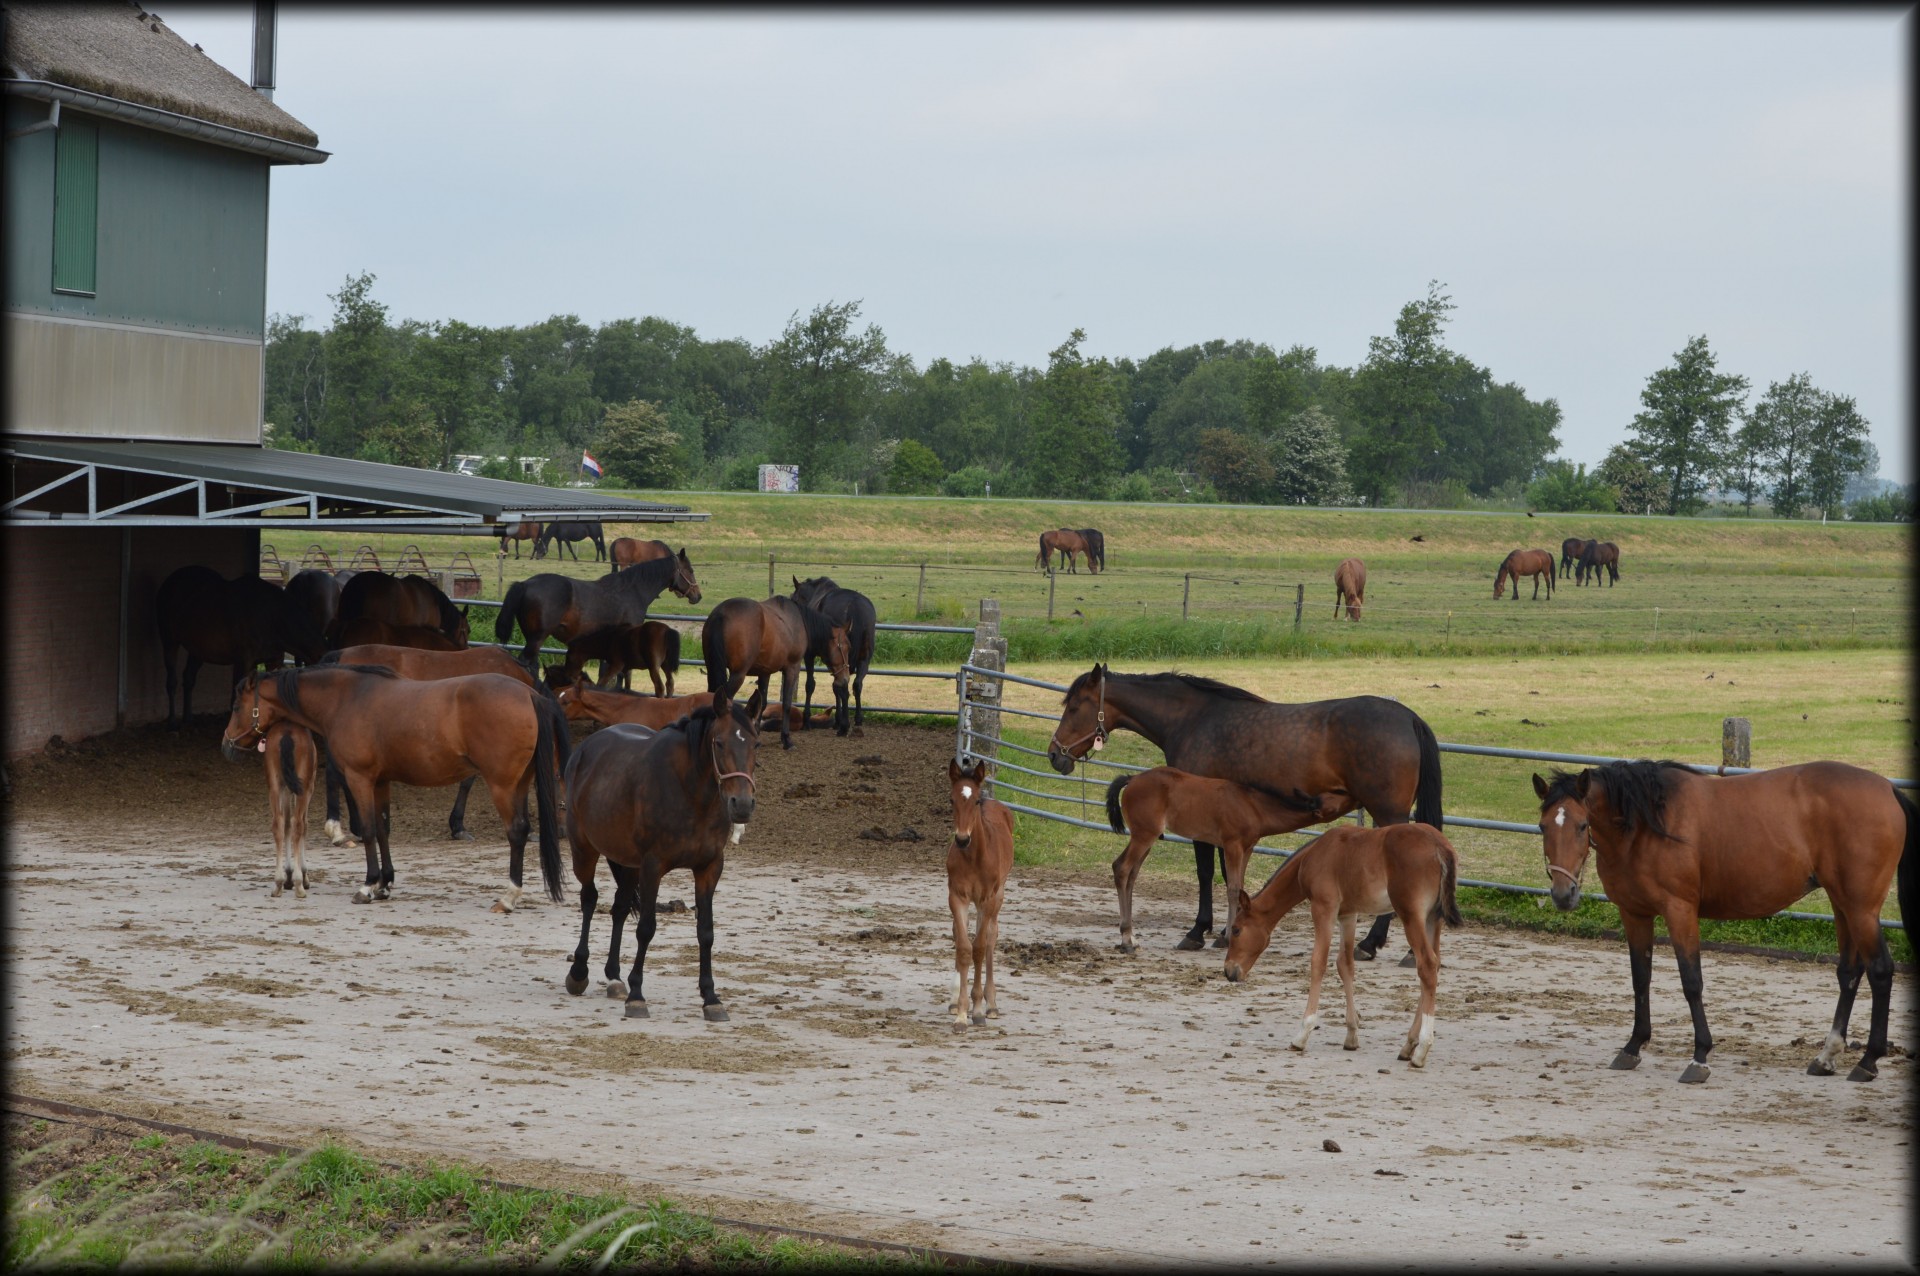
758,464,800,493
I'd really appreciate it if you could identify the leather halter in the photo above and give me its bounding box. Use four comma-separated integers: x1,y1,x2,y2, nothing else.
1050,672,1108,758
1545,826,1599,893
221,676,267,752
712,737,755,794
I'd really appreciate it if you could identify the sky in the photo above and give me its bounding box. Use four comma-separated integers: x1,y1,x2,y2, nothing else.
165,7,1910,481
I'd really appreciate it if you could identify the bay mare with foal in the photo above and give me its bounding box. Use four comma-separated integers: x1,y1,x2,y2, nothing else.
555,620,682,695
1046,664,1442,955
701,595,852,750
1535,759,1917,1083
1037,528,1103,574
496,551,701,667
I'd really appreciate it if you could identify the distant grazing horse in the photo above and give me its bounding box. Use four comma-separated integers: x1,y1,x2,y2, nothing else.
560,690,763,1021
536,520,606,562
1037,528,1092,573
499,521,544,559
558,685,719,731
260,721,319,899
789,576,877,734
947,757,1015,1026
155,565,329,729
1223,822,1462,1069
1105,767,1336,954
496,552,701,666
1560,537,1592,577
335,617,465,652
1576,540,1620,587
558,621,681,695
221,665,566,911
1333,557,1366,622
609,537,678,569
285,569,343,643
330,571,469,647
1046,665,1443,955
701,596,851,750
1535,760,1916,1084
1493,548,1555,601
1075,528,1106,574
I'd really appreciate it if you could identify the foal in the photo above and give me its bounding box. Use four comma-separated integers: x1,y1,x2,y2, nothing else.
262,721,317,899
1223,822,1461,1068
558,684,718,730
947,758,1015,1026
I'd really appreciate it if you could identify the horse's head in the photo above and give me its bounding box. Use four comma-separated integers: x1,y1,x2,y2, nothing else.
1047,663,1109,775
706,690,759,829
949,756,992,848
451,606,471,647
1222,888,1277,983
554,683,594,722
220,670,287,762
671,548,702,604
1533,771,1595,911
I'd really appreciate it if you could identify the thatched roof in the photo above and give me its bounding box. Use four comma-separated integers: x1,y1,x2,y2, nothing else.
3,0,318,148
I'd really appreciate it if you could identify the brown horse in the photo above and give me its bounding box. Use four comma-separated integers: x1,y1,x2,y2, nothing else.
609,537,675,569
155,565,330,728
700,596,851,750
220,665,566,911
1223,822,1461,1068
1493,548,1555,600
499,521,544,559
1075,528,1106,573
1105,768,1340,953
260,721,318,899
558,621,681,695
285,569,343,642
947,757,1016,1026
1576,540,1620,587
558,685,717,731
560,688,763,1020
1534,760,1916,1084
335,617,466,651
330,572,470,647
496,552,701,666
1333,557,1366,621
1560,537,1591,577
1037,528,1091,573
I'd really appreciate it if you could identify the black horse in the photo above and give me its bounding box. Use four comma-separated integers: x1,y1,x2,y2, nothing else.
1044,665,1443,957
330,571,469,647
788,575,878,734
155,565,329,728
1076,528,1107,573
495,552,700,667
284,569,343,643
536,520,606,562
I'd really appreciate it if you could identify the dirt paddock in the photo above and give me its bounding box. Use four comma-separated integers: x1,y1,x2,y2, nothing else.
3,719,1913,1268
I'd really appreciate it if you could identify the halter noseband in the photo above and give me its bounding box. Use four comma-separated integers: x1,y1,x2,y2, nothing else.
1544,825,1599,893
221,677,267,752
1051,672,1108,758
711,736,755,794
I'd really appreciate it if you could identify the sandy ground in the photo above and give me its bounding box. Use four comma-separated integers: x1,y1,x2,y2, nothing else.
3,719,1914,1269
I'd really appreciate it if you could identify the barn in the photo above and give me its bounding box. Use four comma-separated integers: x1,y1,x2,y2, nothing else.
2,1,703,757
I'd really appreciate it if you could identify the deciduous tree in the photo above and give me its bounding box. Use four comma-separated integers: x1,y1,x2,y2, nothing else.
1628,335,1748,515
594,399,683,489
1020,329,1125,499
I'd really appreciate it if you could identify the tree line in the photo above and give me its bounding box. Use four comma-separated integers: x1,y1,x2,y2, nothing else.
264,273,1897,520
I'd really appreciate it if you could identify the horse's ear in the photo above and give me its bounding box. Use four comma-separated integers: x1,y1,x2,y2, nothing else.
1574,770,1593,800
950,756,964,780
1234,888,1252,914
793,576,802,591
1532,773,1549,800
743,682,767,722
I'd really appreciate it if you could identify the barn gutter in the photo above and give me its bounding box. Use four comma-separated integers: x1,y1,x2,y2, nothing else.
1,79,329,166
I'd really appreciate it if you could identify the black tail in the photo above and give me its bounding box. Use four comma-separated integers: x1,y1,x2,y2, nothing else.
278,732,303,798
1106,774,1132,834
1896,789,1917,970
1437,847,1462,927
702,616,729,694
496,581,526,644
661,627,681,674
1411,712,1444,830
531,694,566,903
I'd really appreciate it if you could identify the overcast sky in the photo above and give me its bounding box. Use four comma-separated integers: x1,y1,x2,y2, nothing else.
165,7,1910,481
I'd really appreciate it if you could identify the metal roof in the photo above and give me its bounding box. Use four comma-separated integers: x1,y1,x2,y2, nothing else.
1,438,708,529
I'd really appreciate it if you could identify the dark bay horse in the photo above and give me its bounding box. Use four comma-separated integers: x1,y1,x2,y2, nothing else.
1576,540,1620,587
499,521,544,559
789,576,877,734
1037,528,1091,573
701,596,851,749
335,617,465,651
495,551,701,666
1560,537,1591,577
1494,548,1555,600
221,665,566,911
1046,665,1444,952
1333,557,1366,621
155,565,329,728
1075,528,1106,573
536,520,606,561
561,690,762,1021
285,569,343,643
330,572,470,647
609,537,676,569
1535,761,1916,1084
559,621,681,695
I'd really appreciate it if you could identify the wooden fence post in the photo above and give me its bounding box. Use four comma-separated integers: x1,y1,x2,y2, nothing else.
768,553,775,597
1047,568,1056,621
917,563,927,618
1721,717,1751,770
1293,583,1304,629
1652,607,1660,643
1182,574,1190,621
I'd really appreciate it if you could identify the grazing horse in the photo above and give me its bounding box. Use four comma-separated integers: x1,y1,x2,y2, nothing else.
1576,540,1621,587
1534,761,1916,1084
789,576,878,734
330,571,470,647
498,521,544,559
495,551,702,666
557,685,719,731
284,569,343,643
220,665,566,911
1037,528,1091,573
1105,768,1337,954
1075,528,1106,574
260,721,318,899
1045,665,1443,955
701,596,851,750
947,757,1015,1026
1560,537,1592,578
536,520,606,562
1222,822,1462,1069
335,617,465,651
609,537,677,569
155,565,329,728
561,689,763,1021
1493,548,1556,601
559,621,682,695
1333,557,1366,621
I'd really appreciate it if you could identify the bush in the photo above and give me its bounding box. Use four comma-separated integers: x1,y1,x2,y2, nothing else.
1112,471,1152,502
1397,478,1471,510
888,439,944,495
1848,488,1913,522
1527,460,1618,512
940,465,992,497
721,455,768,491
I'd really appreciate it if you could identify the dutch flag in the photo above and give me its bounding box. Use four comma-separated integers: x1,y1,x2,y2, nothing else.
580,451,603,478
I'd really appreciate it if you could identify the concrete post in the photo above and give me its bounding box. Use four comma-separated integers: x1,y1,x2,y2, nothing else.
1721,717,1751,770
965,598,1006,790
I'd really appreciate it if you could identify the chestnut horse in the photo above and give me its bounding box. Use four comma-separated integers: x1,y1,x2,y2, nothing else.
700,596,851,750
329,572,470,647
559,621,681,695
1493,548,1555,600
1576,540,1620,587
947,757,1015,1026
260,721,318,900
1534,760,1916,1084
789,576,877,733
496,552,701,666
1560,537,1592,577
561,689,762,1020
155,565,329,729
499,521,544,559
1105,768,1336,953
609,537,675,569
335,617,465,651
220,665,566,911
1333,557,1366,621
558,685,717,731
1037,528,1091,573
1222,822,1461,1068
1046,665,1443,954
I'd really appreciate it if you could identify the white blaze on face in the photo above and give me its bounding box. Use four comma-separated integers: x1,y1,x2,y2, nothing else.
960,785,973,799
1554,806,1566,828
729,822,746,846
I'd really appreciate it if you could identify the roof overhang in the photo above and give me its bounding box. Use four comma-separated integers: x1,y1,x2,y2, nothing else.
5,78,329,165
1,438,709,530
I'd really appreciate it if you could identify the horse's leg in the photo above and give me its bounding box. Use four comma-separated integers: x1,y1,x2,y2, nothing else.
623,868,663,1019
803,656,816,726
447,773,478,841
603,862,639,998
345,775,383,904
487,769,533,913
1355,911,1393,960
1215,843,1249,954
269,758,289,899
323,747,359,847
1665,903,1714,1083
1850,926,1895,1082
1606,910,1656,1069
181,654,202,721
647,657,664,697
1211,845,1237,949
969,894,990,1024
1111,829,1157,953
852,659,868,730
1178,843,1216,951
981,887,1004,1022
777,668,795,750
564,868,598,995
1809,911,1860,1076
948,890,973,1023
1293,900,1335,1050
373,780,396,899
1401,908,1441,1067
1338,913,1362,1050
289,749,311,898
693,857,728,1022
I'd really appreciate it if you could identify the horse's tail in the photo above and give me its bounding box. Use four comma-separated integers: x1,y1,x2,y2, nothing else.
1411,711,1444,830
702,614,729,694
496,580,526,644
278,731,303,798
1037,532,1049,569
1105,774,1132,834
1895,788,1917,968
531,692,566,904
1436,842,1463,928
661,626,681,676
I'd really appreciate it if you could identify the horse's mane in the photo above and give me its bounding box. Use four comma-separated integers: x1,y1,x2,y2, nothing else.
612,552,679,589
1540,760,1688,839
789,596,842,651
1063,668,1267,704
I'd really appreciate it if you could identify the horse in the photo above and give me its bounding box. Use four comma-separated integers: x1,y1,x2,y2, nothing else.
495,551,702,666
701,596,851,750
260,720,318,899
220,665,566,911
334,617,465,652
1560,537,1591,577
498,521,544,559
1493,548,1555,601
155,565,330,729
284,569,343,643
609,537,677,569
1534,760,1916,1084
557,685,719,731
1333,557,1366,622
1045,665,1443,956
1576,540,1620,587
330,571,470,647
536,520,606,562
558,621,681,695
1105,768,1338,954
947,757,1015,1026
1223,822,1462,1069
1075,528,1106,574
788,576,877,734
1037,528,1090,573
560,688,763,1021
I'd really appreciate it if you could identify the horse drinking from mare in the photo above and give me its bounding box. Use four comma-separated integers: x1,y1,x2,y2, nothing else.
499,521,544,559
1037,528,1092,574
496,551,702,667
156,565,329,729
1334,557,1366,621
221,664,567,911
1493,548,1556,601
561,688,763,1022
1576,540,1620,587
947,757,1015,1026
556,621,681,695
788,576,878,734
1535,760,1917,1083
328,571,470,648
536,520,606,562
1045,665,1444,955
1560,537,1592,578
701,596,852,749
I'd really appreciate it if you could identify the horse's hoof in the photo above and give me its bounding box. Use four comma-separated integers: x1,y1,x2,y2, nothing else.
702,1004,729,1023
1211,933,1229,950
352,890,374,905
1174,936,1206,952
605,981,627,999
1117,942,1135,954
985,1008,999,1020
1343,1039,1359,1052
1678,1062,1711,1084
624,1000,650,1019
374,885,392,901
1846,1063,1878,1083
1609,1051,1641,1071
1807,1057,1835,1077
450,830,475,842
1353,944,1377,962
1397,952,1419,969
1398,1046,1413,1061
490,901,512,914
294,887,307,900
564,972,589,996
782,740,795,751
271,884,283,899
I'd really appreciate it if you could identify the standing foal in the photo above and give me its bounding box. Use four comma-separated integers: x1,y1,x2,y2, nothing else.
947,757,1015,1026
262,721,318,898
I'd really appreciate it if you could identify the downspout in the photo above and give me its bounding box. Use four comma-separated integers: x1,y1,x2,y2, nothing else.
3,97,58,141
117,528,131,728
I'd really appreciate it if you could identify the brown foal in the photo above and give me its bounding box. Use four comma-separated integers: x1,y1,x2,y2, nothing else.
946,758,1015,1026
557,685,718,730
262,721,318,899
